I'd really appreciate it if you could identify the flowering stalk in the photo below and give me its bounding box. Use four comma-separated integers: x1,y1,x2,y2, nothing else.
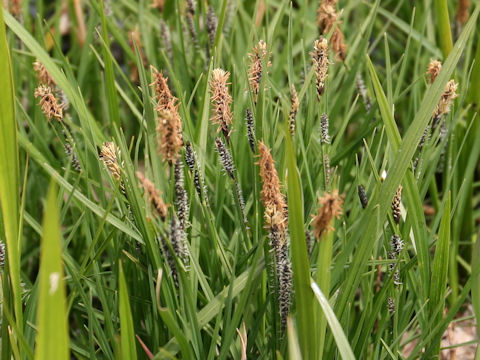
311,37,329,97
210,68,233,143
137,172,168,220
248,40,271,103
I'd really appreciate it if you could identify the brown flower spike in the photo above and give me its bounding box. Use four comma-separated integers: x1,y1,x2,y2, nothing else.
433,80,458,120
311,37,330,97
248,40,271,103
312,189,344,239
156,108,184,164
151,66,177,112
426,60,442,84
34,85,63,121
210,68,233,142
33,60,56,87
317,0,347,61
99,142,122,182
137,172,168,220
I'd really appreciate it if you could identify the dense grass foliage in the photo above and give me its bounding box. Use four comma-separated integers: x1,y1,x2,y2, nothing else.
1,0,480,359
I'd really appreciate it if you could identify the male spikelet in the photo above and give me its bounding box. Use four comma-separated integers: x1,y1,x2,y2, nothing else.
137,172,168,220
433,80,458,121
248,40,271,103
150,66,177,112
210,68,233,142
426,60,442,84
156,108,184,164
312,189,344,239
33,60,56,88
34,85,63,121
310,37,329,97
99,142,126,195
317,0,347,61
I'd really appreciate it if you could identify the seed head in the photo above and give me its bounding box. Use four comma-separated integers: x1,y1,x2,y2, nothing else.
248,40,271,103
245,109,256,152
289,85,299,136
206,6,218,48
357,185,368,209
170,215,189,267
331,27,347,62
33,60,56,87
137,172,168,220
0,241,5,267
391,235,404,256
150,0,165,10
317,0,347,61
426,60,442,84
456,0,470,25
257,142,287,231
210,68,233,142
388,297,395,313
433,80,458,120
215,138,235,179
64,140,81,172
99,142,122,182
310,37,329,97
320,113,331,144
392,185,403,224
156,108,184,163
174,158,190,230
150,66,177,112
34,85,63,121
312,189,344,239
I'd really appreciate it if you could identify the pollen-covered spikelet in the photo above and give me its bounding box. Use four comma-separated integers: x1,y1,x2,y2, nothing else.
150,66,177,112
426,59,442,84
433,80,458,120
317,0,347,61
320,113,331,144
33,60,56,87
310,37,329,97
34,85,63,121
289,85,299,136
391,185,403,224
206,6,218,48
210,68,233,142
248,40,271,103
312,189,344,239
156,108,184,163
99,142,122,182
257,142,288,230
215,138,235,179
137,172,168,220
150,0,165,10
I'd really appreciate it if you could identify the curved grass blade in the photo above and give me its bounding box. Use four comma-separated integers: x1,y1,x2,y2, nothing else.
35,182,69,360
0,4,22,340
118,262,138,360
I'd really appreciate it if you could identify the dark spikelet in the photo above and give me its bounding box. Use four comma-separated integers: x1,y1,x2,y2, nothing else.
388,250,402,286
159,234,178,286
245,109,256,152
206,6,218,48
388,297,395,313
185,0,199,51
356,75,372,112
278,243,292,330
0,241,5,267
215,138,235,179
185,142,195,171
357,185,368,209
185,142,205,200
391,235,404,256
171,215,189,267
159,19,173,59
64,141,81,172
324,154,331,186
289,85,299,136
235,181,247,226
392,185,403,224
174,158,190,230
320,113,331,144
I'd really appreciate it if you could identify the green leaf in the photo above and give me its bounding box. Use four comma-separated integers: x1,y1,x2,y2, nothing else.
285,124,317,359
311,281,356,360
35,182,69,360
0,4,22,337
118,262,138,360
287,317,302,360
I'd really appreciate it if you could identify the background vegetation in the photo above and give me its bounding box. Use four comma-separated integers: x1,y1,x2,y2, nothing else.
1,0,480,358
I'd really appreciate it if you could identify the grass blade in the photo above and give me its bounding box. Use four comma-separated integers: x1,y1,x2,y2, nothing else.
0,4,22,339
118,262,138,360
35,182,69,360
311,281,356,360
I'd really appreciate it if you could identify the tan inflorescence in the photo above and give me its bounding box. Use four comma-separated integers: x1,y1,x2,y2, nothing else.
433,80,458,120
34,85,63,121
317,0,347,61
210,68,233,141
99,142,122,182
151,66,184,163
311,37,330,97
257,142,288,232
137,172,168,220
33,60,56,88
426,59,442,84
312,189,344,239
248,40,271,103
